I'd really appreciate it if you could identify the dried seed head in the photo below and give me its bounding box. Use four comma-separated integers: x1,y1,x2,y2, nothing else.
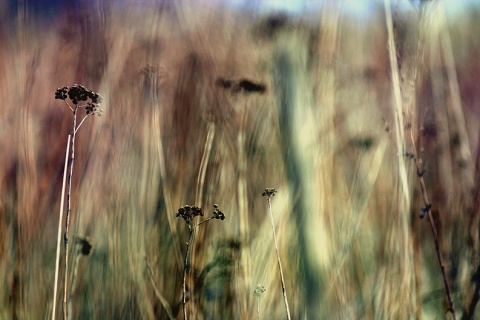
175,205,204,224
76,237,93,256
55,84,102,104
262,188,277,197
254,285,267,296
212,204,225,220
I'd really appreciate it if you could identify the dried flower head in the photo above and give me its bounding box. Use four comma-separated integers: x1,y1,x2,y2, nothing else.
175,205,204,224
215,77,267,95
212,204,226,220
75,237,93,256
237,79,267,94
85,102,103,116
254,285,267,297
262,188,277,197
55,84,103,115
55,86,68,100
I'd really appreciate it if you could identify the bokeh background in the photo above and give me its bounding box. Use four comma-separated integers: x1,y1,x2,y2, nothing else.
1,0,480,319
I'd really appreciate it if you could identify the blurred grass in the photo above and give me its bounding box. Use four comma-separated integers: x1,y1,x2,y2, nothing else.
1,0,480,319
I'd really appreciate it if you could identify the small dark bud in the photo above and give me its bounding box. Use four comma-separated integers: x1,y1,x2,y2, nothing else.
175,205,204,224
419,204,431,219
76,237,93,256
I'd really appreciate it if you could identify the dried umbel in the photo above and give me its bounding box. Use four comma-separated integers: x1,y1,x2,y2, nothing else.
55,84,103,116
262,188,278,197
213,204,225,220
75,237,93,256
215,77,267,95
254,285,267,297
176,203,225,320
175,205,204,224
53,84,104,320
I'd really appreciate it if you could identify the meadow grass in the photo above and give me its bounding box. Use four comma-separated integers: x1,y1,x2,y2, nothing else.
1,1,480,319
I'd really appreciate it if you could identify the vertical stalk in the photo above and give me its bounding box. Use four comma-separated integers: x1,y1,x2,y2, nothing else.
63,105,78,320
410,129,456,319
182,224,193,320
52,135,71,320
384,0,456,317
267,196,291,320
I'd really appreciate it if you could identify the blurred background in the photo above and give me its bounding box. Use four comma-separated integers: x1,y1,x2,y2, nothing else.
1,0,480,319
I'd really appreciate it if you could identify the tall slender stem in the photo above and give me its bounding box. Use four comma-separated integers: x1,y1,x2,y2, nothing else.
384,0,456,317
409,132,457,319
267,197,291,320
63,105,77,320
182,225,193,320
52,135,71,320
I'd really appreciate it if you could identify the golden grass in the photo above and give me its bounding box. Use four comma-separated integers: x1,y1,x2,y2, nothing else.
1,1,480,319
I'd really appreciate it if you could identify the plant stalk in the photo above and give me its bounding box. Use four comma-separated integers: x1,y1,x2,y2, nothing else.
409,131,456,319
52,135,71,320
63,105,78,320
267,196,291,320
182,224,193,320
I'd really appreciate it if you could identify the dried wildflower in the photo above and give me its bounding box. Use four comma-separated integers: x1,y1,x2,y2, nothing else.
75,237,93,256
55,86,68,100
55,84,103,108
215,77,267,95
237,79,267,94
254,285,267,297
85,102,103,116
262,188,277,197
175,205,204,224
212,204,226,220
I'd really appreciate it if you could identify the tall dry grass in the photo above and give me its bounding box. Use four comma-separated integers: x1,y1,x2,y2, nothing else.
1,1,480,319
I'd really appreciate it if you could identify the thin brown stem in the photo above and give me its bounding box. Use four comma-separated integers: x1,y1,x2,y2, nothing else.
182,225,193,320
63,105,78,320
410,132,456,319
267,196,291,320
194,216,214,228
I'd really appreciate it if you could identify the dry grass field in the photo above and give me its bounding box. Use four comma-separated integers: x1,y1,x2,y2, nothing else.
1,0,480,319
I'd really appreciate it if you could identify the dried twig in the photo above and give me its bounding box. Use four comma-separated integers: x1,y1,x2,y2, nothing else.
262,188,291,320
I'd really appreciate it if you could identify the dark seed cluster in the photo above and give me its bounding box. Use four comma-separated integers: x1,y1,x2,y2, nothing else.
75,237,93,256
55,84,103,116
212,204,225,220
85,102,103,116
262,188,278,197
176,205,204,224
215,77,267,95
55,86,69,100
